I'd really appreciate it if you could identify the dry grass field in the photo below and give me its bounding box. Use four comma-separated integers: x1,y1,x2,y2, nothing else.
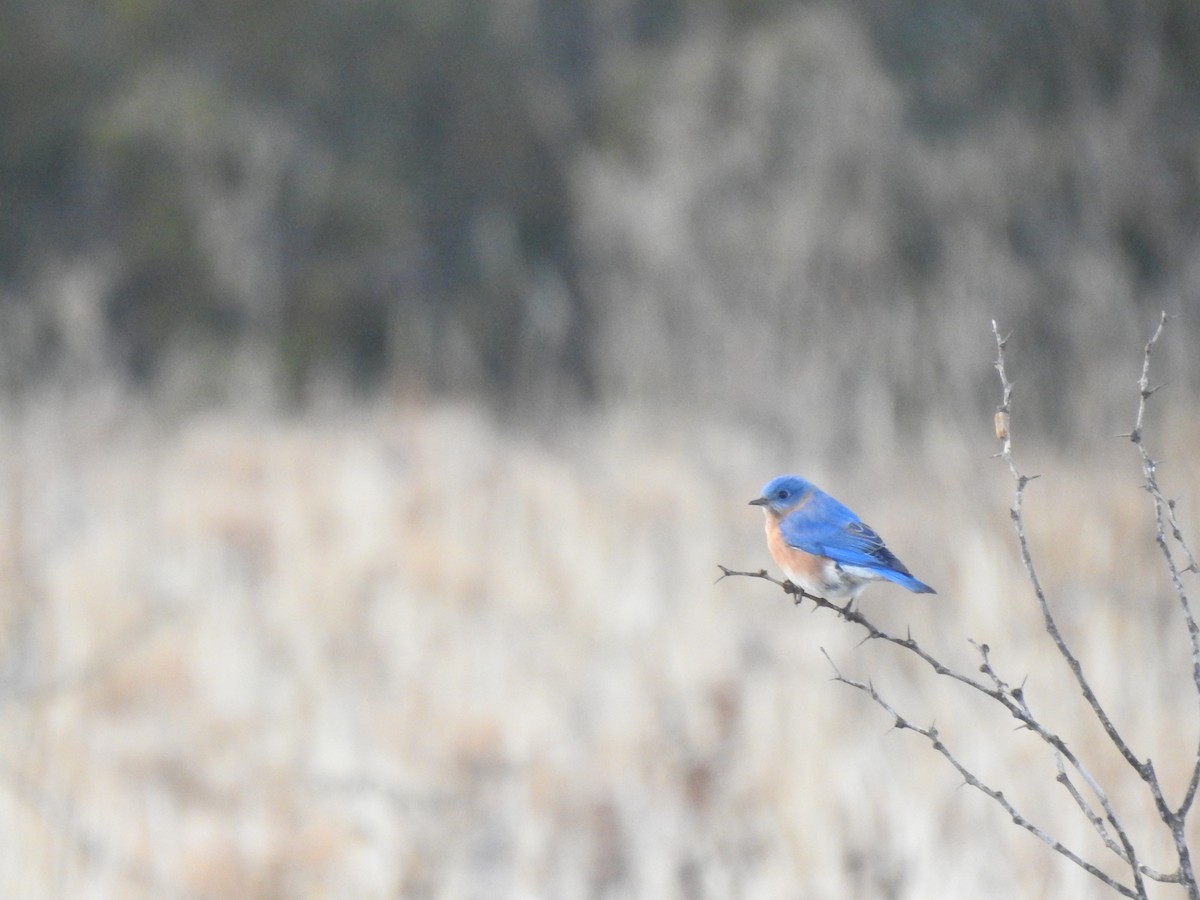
0,369,1197,899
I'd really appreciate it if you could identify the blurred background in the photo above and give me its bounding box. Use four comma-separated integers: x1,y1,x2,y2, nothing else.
2,0,1200,896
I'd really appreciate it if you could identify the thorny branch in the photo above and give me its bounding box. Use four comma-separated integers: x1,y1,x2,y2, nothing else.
1125,311,1200,892
821,651,1143,900
716,562,1155,896
991,321,1149,897
992,322,1142,771
718,315,1199,898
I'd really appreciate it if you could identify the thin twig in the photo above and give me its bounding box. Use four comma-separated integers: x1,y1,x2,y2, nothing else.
992,320,1149,896
719,561,1148,892
820,651,1142,900
992,322,1141,769
1056,755,1123,857
1127,312,1200,897
1053,756,1181,883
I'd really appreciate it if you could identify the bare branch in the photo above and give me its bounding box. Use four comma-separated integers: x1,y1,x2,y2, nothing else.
716,322,1200,898
1126,312,1200,896
1052,757,1181,884
992,324,1144,769
720,560,1148,893
821,653,1144,900
715,565,822,602
1131,314,1200,753
992,321,1154,895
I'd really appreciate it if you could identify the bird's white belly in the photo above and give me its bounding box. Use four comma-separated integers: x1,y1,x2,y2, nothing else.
783,559,880,602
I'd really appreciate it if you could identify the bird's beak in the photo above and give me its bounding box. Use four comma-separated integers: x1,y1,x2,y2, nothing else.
748,497,770,506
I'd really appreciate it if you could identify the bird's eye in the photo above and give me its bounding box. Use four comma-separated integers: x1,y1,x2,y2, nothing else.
777,489,790,500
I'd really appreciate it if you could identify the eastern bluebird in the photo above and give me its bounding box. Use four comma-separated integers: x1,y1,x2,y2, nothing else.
750,474,935,602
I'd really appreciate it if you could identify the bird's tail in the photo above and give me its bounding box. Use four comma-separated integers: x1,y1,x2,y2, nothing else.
880,568,937,594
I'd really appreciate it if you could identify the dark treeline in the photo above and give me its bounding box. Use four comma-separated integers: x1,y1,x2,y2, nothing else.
3,0,1199,435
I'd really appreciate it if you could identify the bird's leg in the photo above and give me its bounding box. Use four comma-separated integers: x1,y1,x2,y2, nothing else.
785,580,832,607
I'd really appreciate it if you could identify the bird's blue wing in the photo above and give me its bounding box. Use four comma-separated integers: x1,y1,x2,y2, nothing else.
779,491,913,575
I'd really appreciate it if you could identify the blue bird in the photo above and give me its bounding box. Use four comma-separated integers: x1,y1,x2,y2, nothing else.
750,474,935,602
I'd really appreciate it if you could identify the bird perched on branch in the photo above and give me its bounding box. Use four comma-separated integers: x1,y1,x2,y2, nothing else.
750,474,935,603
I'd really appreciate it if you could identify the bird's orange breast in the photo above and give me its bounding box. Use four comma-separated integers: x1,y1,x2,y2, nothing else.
764,513,830,588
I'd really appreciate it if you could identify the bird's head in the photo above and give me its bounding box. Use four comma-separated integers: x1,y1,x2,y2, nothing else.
749,474,813,515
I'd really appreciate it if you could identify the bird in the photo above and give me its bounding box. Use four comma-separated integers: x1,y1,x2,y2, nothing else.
750,474,935,603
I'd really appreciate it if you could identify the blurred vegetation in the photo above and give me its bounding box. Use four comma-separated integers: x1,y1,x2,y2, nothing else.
2,0,1199,433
